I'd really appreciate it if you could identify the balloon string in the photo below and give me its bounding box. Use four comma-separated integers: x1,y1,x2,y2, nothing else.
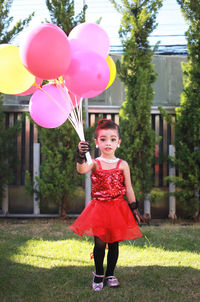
56,79,85,140
56,82,79,129
35,80,86,143
41,79,91,163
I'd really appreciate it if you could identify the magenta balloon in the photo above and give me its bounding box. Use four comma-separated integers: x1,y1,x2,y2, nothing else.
29,84,71,128
20,23,71,80
68,23,110,58
17,77,43,96
63,51,110,98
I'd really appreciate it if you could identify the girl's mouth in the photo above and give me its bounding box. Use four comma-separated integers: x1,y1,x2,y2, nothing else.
105,147,112,151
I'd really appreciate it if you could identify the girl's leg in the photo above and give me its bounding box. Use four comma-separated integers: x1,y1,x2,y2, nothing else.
105,241,119,277
93,236,106,282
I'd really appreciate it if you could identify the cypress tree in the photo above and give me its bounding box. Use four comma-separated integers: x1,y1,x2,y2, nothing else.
31,124,79,216
46,0,87,35
172,0,200,219
111,0,162,205
0,0,34,43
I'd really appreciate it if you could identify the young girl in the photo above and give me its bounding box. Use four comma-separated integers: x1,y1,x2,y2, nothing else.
69,119,143,291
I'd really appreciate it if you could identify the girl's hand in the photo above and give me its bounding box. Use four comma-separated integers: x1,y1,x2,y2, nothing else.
76,141,91,164
132,208,144,226
78,141,90,155
128,201,144,226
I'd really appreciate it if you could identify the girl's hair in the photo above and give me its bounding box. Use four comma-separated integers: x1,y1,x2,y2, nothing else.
95,119,121,138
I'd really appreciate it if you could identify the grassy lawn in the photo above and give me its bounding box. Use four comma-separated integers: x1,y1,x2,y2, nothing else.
0,219,200,302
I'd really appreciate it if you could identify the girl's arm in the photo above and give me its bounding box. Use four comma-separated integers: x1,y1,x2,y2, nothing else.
122,160,144,225
77,160,95,174
122,161,136,203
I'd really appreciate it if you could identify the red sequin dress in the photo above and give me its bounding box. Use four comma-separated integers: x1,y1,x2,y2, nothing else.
69,159,143,243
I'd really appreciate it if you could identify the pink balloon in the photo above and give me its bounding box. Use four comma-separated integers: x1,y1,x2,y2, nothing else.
68,91,82,108
17,77,43,96
69,39,87,54
20,23,71,80
68,23,110,58
29,84,72,128
63,51,110,98
80,89,105,99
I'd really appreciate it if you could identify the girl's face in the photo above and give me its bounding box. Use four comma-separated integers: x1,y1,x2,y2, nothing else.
95,128,121,158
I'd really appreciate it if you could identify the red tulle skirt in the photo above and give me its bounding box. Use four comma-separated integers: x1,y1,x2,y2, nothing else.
69,197,143,243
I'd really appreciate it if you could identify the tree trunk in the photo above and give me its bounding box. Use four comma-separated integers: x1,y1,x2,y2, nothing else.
2,185,8,215
193,188,200,222
60,196,67,219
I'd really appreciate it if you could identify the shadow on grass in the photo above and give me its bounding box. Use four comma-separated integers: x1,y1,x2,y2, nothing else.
0,258,200,302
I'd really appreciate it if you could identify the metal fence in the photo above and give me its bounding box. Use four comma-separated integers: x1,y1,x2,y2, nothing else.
3,104,176,188
4,106,38,186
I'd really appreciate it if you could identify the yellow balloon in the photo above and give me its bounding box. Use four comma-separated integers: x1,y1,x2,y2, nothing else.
105,55,116,90
0,44,35,94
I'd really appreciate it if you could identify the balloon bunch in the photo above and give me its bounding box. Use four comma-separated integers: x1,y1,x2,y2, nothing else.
0,22,117,164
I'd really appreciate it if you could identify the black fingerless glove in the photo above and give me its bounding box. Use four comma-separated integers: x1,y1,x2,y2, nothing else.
76,141,90,164
129,200,144,226
128,200,139,211
76,148,86,164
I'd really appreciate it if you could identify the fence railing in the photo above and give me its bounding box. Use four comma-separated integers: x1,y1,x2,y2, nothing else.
3,104,176,188
3,105,38,186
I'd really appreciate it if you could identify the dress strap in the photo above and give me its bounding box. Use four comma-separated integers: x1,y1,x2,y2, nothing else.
116,159,122,169
95,159,102,170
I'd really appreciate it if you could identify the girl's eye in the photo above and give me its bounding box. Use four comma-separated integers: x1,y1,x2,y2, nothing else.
112,138,116,142
100,139,105,142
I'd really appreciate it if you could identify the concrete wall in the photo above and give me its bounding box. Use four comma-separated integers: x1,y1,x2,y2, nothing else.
86,54,187,107
152,55,187,106
3,55,187,107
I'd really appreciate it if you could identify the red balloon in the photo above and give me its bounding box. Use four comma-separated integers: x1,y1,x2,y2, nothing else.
20,23,71,80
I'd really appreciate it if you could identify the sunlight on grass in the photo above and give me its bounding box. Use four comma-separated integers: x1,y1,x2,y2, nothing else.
1,220,200,302
9,236,200,271
10,239,94,268
119,245,200,270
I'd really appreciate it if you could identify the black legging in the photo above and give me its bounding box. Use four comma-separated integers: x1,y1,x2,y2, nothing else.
93,236,119,277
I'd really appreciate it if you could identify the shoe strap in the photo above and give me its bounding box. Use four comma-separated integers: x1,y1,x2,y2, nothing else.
106,276,117,280
93,272,104,278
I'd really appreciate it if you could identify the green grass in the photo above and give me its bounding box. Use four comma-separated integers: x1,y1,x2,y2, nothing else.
0,219,200,302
